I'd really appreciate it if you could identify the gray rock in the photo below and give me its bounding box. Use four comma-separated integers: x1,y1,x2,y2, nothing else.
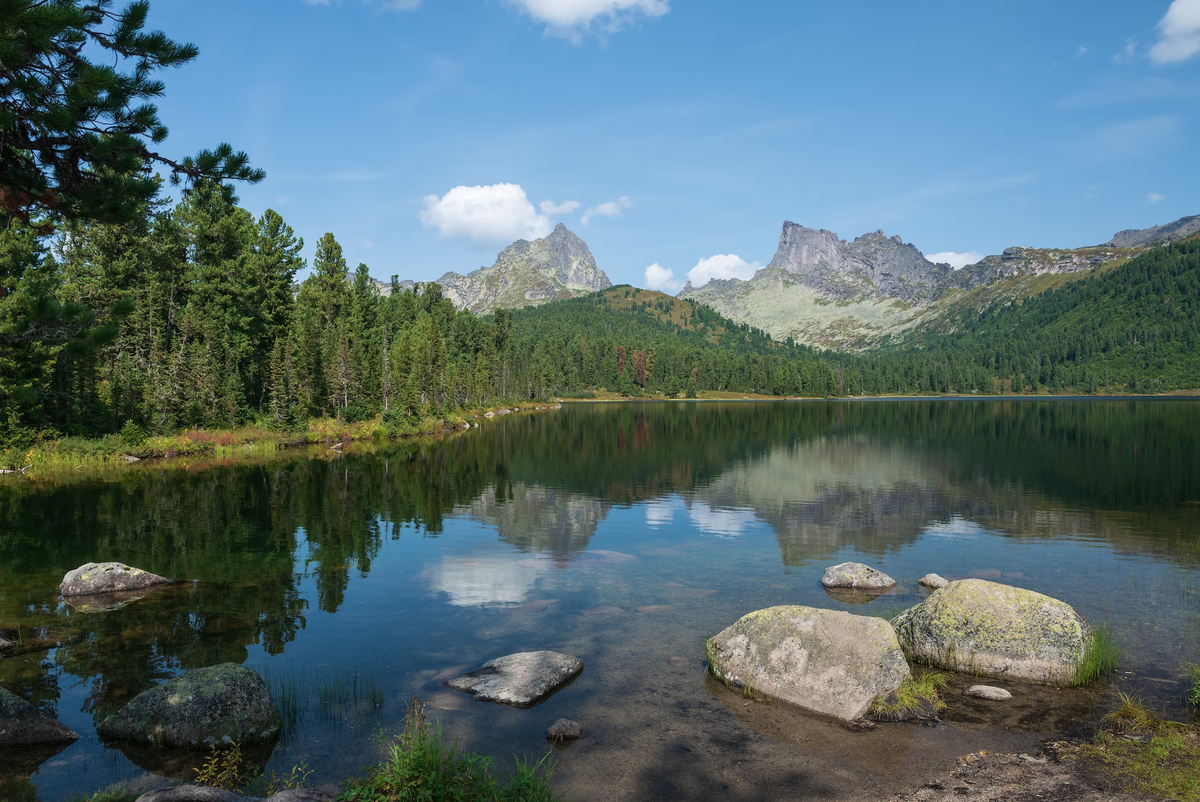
918,573,949,590
546,718,582,741
1104,214,1200,248
705,605,910,721
59,561,172,597
98,663,281,748
0,635,14,652
64,588,156,614
820,562,896,590
0,686,80,745
891,579,1094,684
446,651,583,708
965,685,1013,701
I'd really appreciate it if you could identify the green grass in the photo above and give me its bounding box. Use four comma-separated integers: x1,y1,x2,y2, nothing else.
1185,663,1200,708
1077,693,1200,802
263,664,385,735
337,698,559,802
66,792,136,802
1072,623,1121,687
868,671,949,721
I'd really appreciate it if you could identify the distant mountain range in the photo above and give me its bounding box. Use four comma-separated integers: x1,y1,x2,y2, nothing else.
679,215,1200,349
378,223,611,314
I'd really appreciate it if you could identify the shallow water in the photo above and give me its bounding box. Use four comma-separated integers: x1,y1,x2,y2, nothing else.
2,399,1200,800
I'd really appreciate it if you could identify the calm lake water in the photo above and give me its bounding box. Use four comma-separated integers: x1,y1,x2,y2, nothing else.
3,399,1200,801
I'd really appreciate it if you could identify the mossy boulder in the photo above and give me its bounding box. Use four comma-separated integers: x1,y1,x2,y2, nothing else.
0,686,80,745
59,562,172,597
890,579,1093,684
97,664,280,748
706,605,910,721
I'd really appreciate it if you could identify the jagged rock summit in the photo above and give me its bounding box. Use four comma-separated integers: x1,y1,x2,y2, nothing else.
1104,214,1200,248
433,224,611,314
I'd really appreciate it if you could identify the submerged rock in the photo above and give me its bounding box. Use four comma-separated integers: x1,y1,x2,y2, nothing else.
446,651,583,708
64,588,157,614
918,573,949,590
59,562,172,597
966,685,1013,701
891,579,1093,684
705,605,910,721
546,718,582,742
0,686,80,745
0,635,13,652
820,562,896,590
98,663,280,748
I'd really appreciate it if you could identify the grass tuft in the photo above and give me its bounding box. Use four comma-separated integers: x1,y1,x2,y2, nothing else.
868,671,949,721
1185,663,1200,709
1072,623,1121,687
336,698,559,802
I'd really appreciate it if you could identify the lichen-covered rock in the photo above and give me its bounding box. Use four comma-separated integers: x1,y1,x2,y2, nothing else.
891,579,1093,684
705,605,910,721
98,664,280,748
546,718,582,741
59,562,172,597
820,562,896,590
918,573,949,590
446,651,583,708
0,686,80,745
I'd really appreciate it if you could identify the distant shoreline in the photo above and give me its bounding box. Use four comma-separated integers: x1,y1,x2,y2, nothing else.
561,391,1200,403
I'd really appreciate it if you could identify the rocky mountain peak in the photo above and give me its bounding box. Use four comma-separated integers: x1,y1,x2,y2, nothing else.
1103,215,1200,249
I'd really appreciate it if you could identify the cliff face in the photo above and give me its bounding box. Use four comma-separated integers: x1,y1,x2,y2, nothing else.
678,216,1197,350
435,224,611,314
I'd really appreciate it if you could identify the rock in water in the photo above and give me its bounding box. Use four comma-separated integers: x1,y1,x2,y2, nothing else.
965,685,1013,701
0,686,80,745
546,718,582,742
918,573,949,590
59,562,172,597
820,562,896,590
445,651,583,708
891,579,1093,684
98,664,280,748
705,606,910,721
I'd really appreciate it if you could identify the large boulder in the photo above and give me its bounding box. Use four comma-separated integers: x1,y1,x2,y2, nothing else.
446,651,583,707
0,686,80,745
705,606,910,721
820,562,896,590
890,579,1093,684
98,664,280,748
59,562,173,597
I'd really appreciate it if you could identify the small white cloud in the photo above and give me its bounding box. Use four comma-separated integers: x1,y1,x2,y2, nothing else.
539,200,582,215
644,498,676,528
687,501,757,538
1077,44,1088,56
364,240,375,248
508,0,668,37
926,251,985,269
1147,192,1166,203
420,183,551,246
686,254,760,287
581,196,631,225
1151,0,1200,64
643,262,683,292
1113,38,1138,64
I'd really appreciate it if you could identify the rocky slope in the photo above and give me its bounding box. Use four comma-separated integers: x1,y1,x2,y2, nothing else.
381,224,611,314
679,216,1194,349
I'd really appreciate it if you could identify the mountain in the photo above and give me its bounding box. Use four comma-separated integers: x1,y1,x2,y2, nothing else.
380,224,611,314
679,216,1197,349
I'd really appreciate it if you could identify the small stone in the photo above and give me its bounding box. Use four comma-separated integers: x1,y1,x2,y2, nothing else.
59,562,172,597
546,718,581,741
965,685,1013,701
123,454,141,463
820,562,896,590
918,573,949,590
446,651,583,708
0,686,80,746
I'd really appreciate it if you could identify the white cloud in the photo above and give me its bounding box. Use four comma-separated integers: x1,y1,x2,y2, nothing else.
1077,44,1088,57
420,183,551,246
644,498,676,528
1147,192,1166,204
508,0,668,36
643,263,683,292
687,254,760,286
423,552,547,607
581,195,631,225
926,251,985,269
687,501,757,539
1151,0,1200,64
539,200,582,215
1113,38,1138,64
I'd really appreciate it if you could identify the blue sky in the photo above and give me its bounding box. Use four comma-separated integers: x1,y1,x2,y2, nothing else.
146,0,1200,288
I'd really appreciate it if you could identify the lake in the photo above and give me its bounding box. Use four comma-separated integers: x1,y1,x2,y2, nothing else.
3,399,1200,801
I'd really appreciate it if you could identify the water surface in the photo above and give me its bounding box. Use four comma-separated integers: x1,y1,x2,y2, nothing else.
2,400,1199,800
